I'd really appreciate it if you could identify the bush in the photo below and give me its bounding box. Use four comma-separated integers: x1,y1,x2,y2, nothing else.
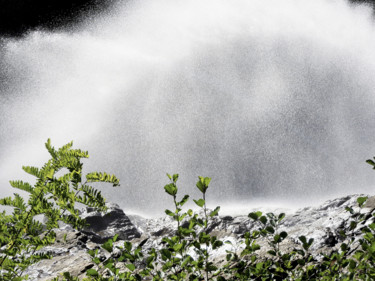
1,141,375,280
0,139,119,280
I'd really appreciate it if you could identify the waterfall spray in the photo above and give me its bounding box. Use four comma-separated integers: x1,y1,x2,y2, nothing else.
1,0,375,215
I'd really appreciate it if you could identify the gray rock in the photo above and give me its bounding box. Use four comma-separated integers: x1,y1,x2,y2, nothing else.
80,202,141,243
23,229,93,281
23,195,375,280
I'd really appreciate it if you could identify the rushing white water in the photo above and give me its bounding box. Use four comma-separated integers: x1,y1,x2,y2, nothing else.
1,0,375,215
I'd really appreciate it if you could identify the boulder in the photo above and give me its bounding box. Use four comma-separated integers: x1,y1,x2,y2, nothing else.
80,203,141,243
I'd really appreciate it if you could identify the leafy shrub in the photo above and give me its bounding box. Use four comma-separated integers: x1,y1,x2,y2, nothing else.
2,141,375,280
80,184,375,280
0,139,119,280
69,178,374,280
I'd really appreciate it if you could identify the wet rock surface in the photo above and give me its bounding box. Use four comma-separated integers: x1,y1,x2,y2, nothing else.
23,195,375,280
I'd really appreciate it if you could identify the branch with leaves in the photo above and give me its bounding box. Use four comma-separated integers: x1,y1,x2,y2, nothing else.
0,139,119,281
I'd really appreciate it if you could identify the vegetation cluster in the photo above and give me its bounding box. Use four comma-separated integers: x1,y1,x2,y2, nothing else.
1,140,375,280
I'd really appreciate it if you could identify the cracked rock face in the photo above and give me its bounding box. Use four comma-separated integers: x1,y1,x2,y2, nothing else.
23,195,375,280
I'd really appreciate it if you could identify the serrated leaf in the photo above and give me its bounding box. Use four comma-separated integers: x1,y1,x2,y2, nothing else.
86,172,120,187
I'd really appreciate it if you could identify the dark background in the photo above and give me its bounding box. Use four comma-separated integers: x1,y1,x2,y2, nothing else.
0,0,374,37
0,0,113,37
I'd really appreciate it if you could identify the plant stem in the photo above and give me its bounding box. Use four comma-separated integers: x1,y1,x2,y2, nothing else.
173,195,181,240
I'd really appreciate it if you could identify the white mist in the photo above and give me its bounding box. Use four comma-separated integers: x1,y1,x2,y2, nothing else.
1,0,375,215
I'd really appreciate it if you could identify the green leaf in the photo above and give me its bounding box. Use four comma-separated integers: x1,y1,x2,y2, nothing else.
180,213,189,222
357,196,368,208
209,206,220,217
341,243,348,251
165,209,174,217
102,239,113,252
45,168,55,179
124,241,132,252
248,211,262,220
350,221,357,231
194,199,205,207
86,269,99,277
213,240,223,249
299,236,307,244
126,263,136,272
265,226,275,234
259,216,268,225
113,233,119,242
349,260,357,269
182,255,192,267
173,243,183,252
366,159,375,169
345,207,354,214
203,177,211,187
161,249,172,260
22,166,42,178
172,174,179,183
86,172,120,187
280,231,288,239
164,183,177,196
278,213,286,221
196,181,206,194
179,195,189,207
9,180,34,194
196,176,211,193
274,234,281,243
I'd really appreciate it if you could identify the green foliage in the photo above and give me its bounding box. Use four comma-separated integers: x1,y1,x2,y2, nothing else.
3,148,375,280
82,174,220,281
0,139,119,280
77,177,375,281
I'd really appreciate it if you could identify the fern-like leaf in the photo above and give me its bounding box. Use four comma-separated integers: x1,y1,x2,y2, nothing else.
45,138,58,159
9,180,34,194
86,172,120,187
22,166,42,178
0,194,27,211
